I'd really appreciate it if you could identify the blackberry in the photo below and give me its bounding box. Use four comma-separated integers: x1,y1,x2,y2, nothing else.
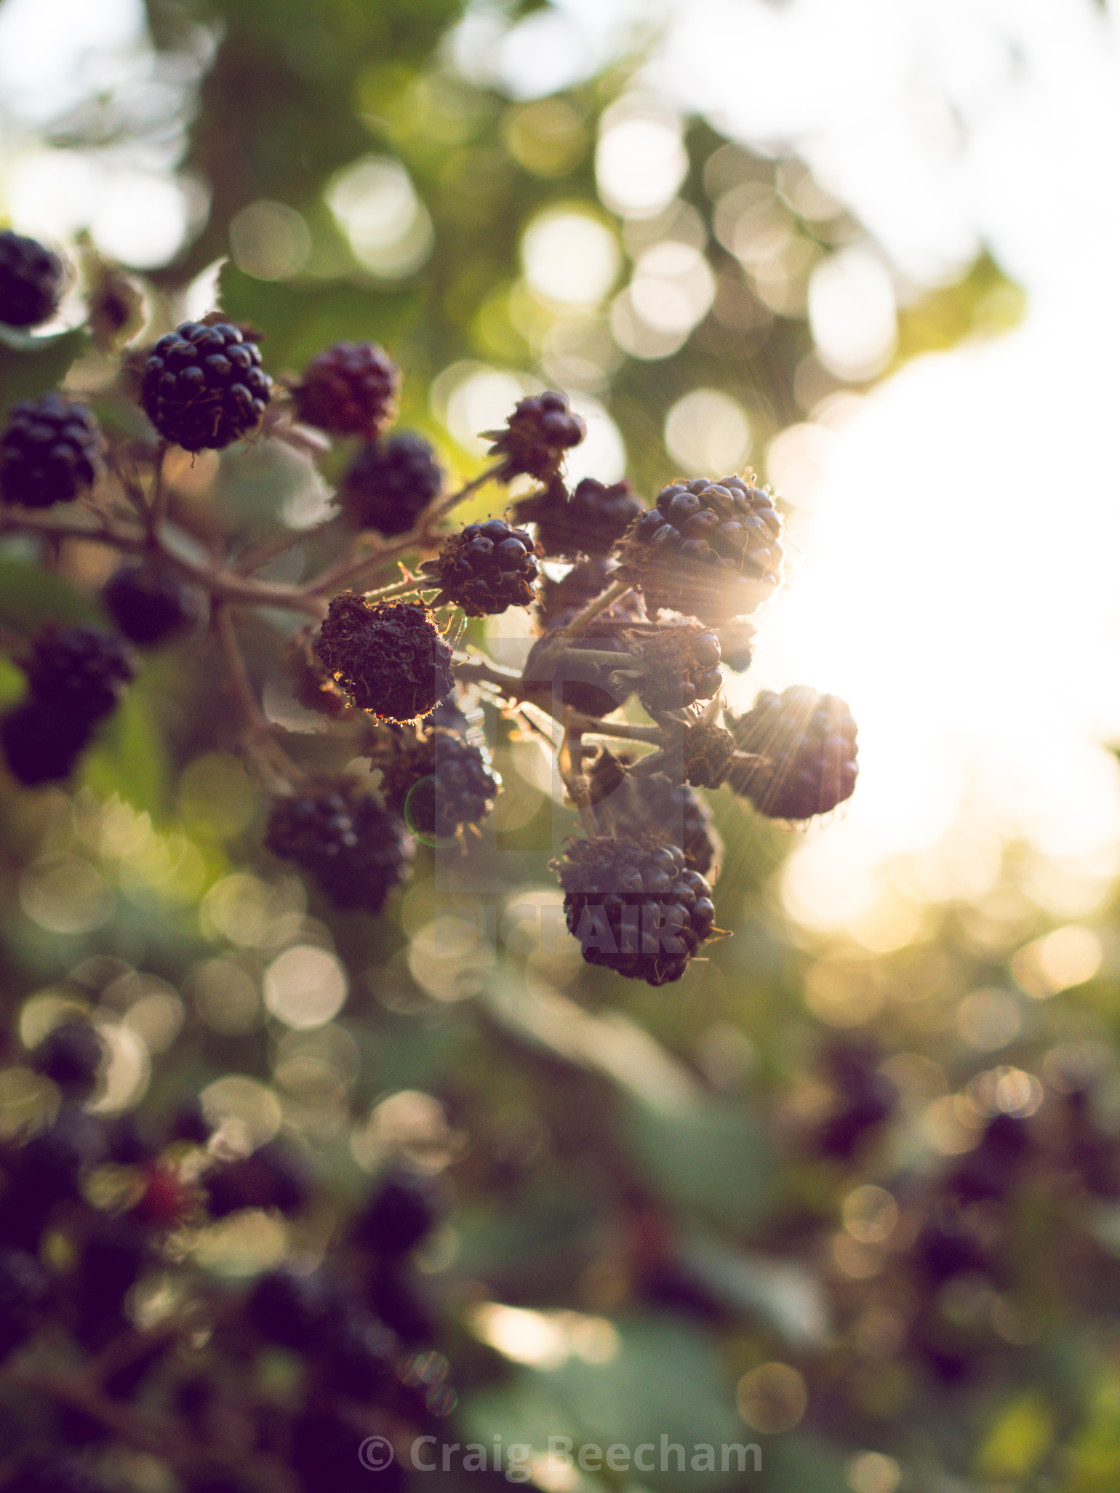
484,389,585,482
5,1458,112,1493
204,1140,312,1218
514,474,644,557
102,562,204,647
552,837,715,986
678,720,737,789
420,518,540,616
592,759,721,877
0,230,65,328
0,395,103,509
523,609,638,718
815,1037,897,1161
619,475,783,623
320,1310,396,1398
367,1262,436,1344
378,729,499,840
33,1019,104,1098
293,340,400,438
246,1266,340,1352
140,320,272,451
425,686,482,739
0,698,95,786
355,1169,443,1258
727,686,858,819
0,1248,48,1361
265,778,413,915
629,622,723,714
716,618,756,673
22,625,136,724
290,1408,405,1493
315,593,453,721
340,431,443,535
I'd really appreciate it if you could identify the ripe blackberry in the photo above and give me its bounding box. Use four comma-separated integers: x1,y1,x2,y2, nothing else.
0,1248,48,1361
0,230,65,328
102,562,204,647
425,686,483,739
420,519,540,616
293,340,400,438
378,729,499,840
22,625,136,724
552,837,716,986
265,778,413,915
247,1266,340,1352
620,475,783,623
340,431,443,535
0,395,103,509
320,1310,396,1398
0,699,95,786
592,757,721,878
355,1169,443,1257
484,389,585,481
140,320,272,451
204,1140,312,1218
315,593,453,721
514,474,644,557
629,622,723,714
727,686,858,819
33,1019,104,1098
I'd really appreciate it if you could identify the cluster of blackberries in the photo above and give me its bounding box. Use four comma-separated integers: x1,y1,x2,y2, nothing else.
552,837,716,986
0,394,103,509
1,625,136,786
421,518,540,616
728,686,859,820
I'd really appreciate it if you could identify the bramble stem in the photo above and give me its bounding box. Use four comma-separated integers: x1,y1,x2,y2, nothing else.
214,605,303,788
560,578,633,638
148,441,170,535
566,714,663,743
361,573,426,603
426,461,505,521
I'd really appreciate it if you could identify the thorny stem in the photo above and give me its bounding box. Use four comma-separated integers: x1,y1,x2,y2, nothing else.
361,572,430,604
560,578,633,638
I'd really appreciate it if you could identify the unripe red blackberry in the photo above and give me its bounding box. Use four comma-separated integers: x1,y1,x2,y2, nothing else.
552,837,715,985
0,395,103,509
265,777,413,915
22,624,136,724
315,593,454,721
140,320,272,451
0,698,95,785
0,230,65,328
515,474,644,557
340,431,443,535
102,562,205,647
293,340,400,438
727,686,858,819
484,389,585,481
0,1248,48,1361
378,728,499,840
629,622,723,714
420,518,540,616
620,475,782,623
33,1019,104,1098
355,1168,444,1257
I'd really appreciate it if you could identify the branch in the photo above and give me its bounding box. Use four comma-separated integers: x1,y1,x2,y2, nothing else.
559,578,633,638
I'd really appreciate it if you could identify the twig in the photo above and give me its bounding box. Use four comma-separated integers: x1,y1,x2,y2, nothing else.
214,605,303,789
425,461,505,522
566,713,663,744
560,578,633,638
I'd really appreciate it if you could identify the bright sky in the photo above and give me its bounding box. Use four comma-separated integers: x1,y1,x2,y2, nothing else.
3,0,1119,935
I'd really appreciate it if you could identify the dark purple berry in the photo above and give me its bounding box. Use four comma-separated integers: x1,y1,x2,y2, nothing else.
0,230,65,328
140,320,272,451
293,341,400,438
0,395,102,509
340,431,444,535
315,594,454,721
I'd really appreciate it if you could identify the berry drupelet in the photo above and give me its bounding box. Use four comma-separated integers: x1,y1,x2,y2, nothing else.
102,562,204,647
340,430,444,535
552,837,716,985
292,340,400,438
265,777,413,915
0,395,103,509
420,518,540,616
484,390,586,481
140,320,272,451
514,474,644,557
378,729,500,840
315,593,454,721
727,685,858,819
0,230,65,328
620,475,783,623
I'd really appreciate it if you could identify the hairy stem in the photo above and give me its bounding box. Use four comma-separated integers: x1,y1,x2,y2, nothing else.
560,578,633,638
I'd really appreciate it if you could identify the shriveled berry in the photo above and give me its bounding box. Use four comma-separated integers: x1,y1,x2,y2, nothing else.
140,320,272,451
619,475,783,623
727,686,858,819
378,728,499,840
315,593,453,721
551,837,715,985
483,390,585,481
0,395,103,509
420,519,540,616
265,777,413,916
293,341,400,438
514,474,644,557
628,622,723,715
102,562,204,647
33,1019,104,1098
0,230,65,328
340,431,443,535
22,625,136,724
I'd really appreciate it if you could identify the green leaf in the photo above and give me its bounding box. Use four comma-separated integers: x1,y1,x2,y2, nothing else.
82,686,172,826
0,552,103,633
0,327,89,420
